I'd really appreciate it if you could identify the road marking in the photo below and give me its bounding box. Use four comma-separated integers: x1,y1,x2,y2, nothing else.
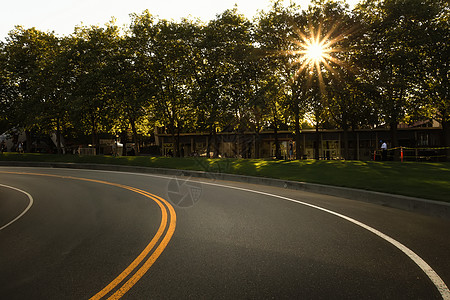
0,184,34,231
90,187,170,300
3,168,449,298
117,171,450,300
200,180,450,300
103,188,177,300
0,171,176,300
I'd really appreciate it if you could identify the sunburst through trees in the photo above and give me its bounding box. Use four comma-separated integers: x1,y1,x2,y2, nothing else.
289,24,348,91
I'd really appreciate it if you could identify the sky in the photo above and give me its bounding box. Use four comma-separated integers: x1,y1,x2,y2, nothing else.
1,0,360,41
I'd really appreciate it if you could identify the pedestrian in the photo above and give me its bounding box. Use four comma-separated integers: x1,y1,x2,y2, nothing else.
381,140,387,161
18,142,23,154
0,140,5,153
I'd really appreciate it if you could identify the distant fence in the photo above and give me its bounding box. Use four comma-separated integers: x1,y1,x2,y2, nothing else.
374,147,449,162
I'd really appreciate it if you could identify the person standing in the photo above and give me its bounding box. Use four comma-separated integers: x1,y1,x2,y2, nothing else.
381,140,387,161
18,142,23,154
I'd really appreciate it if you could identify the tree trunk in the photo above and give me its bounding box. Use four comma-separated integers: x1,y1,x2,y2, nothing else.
254,114,261,159
175,127,181,157
213,127,219,158
352,127,358,160
25,130,31,153
273,116,281,159
342,126,349,160
167,122,177,157
315,123,320,160
294,104,302,159
442,119,450,161
255,132,260,159
56,117,62,155
390,121,399,161
169,131,178,157
130,118,140,154
121,130,128,156
206,131,211,158
91,117,98,155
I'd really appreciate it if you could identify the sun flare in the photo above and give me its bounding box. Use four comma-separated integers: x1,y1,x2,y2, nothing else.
295,34,335,75
305,41,325,63
286,24,350,92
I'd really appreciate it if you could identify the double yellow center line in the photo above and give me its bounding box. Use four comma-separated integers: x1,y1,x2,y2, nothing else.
0,171,176,299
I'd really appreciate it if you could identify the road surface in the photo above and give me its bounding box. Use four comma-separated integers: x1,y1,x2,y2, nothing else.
1,166,449,299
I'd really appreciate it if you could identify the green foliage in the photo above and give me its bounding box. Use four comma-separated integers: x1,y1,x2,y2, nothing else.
354,0,448,147
0,0,448,153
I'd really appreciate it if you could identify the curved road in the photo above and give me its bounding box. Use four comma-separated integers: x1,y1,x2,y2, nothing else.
1,166,449,299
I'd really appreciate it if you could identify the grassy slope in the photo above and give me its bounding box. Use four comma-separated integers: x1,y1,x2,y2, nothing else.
1,153,449,202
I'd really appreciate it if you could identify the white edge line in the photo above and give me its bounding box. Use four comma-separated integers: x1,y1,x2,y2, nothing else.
0,183,34,231
5,167,450,299
131,171,450,299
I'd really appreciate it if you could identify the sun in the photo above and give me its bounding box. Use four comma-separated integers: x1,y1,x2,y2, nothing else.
294,32,336,75
306,43,324,61
286,24,349,92
305,40,326,63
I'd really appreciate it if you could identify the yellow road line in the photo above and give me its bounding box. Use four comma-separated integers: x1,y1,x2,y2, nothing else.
0,171,177,299
90,188,169,300
107,190,177,299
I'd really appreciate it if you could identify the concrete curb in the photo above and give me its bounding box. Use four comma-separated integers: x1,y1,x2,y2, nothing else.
1,161,449,219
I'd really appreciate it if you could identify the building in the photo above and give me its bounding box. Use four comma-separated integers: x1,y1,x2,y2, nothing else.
155,126,446,161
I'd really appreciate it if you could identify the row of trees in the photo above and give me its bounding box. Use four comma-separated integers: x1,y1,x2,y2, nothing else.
0,0,448,159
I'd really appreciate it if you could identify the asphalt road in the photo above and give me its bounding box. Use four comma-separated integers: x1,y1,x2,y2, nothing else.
1,166,449,299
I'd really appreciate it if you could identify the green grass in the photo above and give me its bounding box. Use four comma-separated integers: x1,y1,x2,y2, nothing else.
1,153,449,202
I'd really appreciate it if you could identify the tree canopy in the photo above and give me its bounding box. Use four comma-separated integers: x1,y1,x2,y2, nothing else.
0,0,448,157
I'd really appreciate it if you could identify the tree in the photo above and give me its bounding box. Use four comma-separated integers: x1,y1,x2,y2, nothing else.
69,21,122,152
192,8,252,157
0,1,447,160
298,1,374,159
408,1,450,158
149,18,198,157
255,1,303,159
115,13,160,154
232,44,273,158
35,35,76,154
355,0,438,157
2,27,58,151
0,40,14,134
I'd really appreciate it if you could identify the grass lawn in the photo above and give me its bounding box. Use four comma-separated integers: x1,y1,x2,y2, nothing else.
1,153,449,202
